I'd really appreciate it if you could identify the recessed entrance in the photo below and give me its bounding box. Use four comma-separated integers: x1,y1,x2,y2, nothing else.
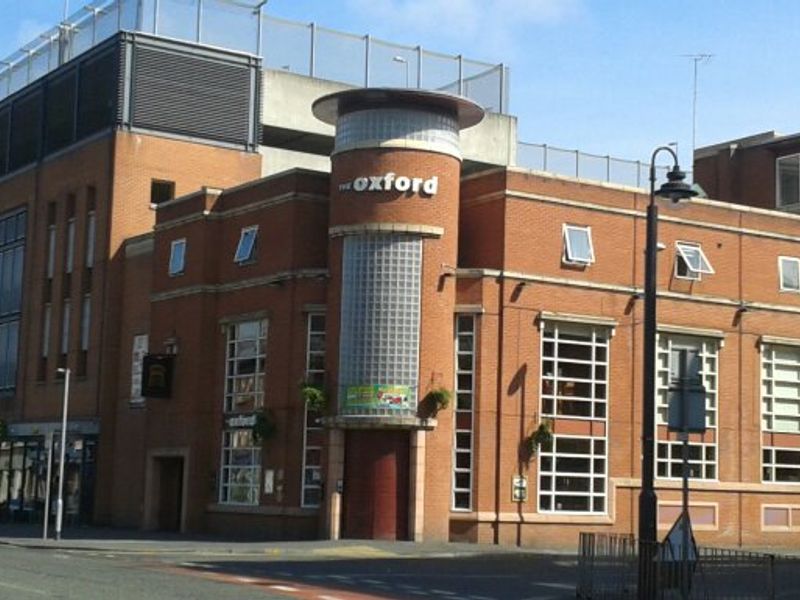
144,451,187,533
342,430,409,540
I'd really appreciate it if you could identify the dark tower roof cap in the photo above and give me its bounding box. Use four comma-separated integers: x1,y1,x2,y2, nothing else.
312,88,485,130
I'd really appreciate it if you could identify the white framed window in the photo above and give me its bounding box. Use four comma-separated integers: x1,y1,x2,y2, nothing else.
453,314,475,511
779,256,800,292
224,320,267,413
219,429,261,505
85,211,96,268
538,435,606,513
675,241,714,280
562,224,595,265
168,238,186,276
234,225,258,264
301,313,325,508
130,334,148,403
60,300,70,355
65,218,76,274
777,154,800,209
656,334,719,480
46,224,56,279
763,447,800,484
541,321,609,419
761,343,800,434
80,295,90,351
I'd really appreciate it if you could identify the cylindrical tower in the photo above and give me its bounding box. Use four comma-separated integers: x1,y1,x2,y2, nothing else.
313,89,483,541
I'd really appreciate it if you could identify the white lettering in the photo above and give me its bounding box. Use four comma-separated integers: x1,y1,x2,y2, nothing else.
395,176,411,192
339,173,439,197
422,176,439,196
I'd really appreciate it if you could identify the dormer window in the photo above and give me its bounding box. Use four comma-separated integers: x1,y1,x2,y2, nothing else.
169,238,186,276
779,256,800,292
562,224,595,265
675,241,714,280
777,155,800,209
234,225,258,264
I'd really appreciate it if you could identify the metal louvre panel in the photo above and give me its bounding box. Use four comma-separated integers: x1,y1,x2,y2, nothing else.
131,46,252,145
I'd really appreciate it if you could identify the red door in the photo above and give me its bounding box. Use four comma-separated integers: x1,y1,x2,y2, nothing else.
342,430,409,540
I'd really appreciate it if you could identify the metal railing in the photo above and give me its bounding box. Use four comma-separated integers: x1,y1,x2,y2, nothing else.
577,532,791,599
517,141,694,189
0,0,509,113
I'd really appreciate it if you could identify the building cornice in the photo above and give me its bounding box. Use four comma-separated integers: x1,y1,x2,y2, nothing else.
328,223,444,238
151,268,328,302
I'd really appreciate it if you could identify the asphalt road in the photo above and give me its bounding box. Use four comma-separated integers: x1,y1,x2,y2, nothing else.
0,544,578,600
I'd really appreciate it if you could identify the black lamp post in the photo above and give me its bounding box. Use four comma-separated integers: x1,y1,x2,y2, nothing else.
638,146,697,599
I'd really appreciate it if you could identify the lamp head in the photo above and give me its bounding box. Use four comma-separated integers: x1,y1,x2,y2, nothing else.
656,165,698,203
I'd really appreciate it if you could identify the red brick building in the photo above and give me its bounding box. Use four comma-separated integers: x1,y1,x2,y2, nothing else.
2,16,800,551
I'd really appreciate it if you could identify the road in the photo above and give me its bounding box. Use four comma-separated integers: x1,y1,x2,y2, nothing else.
0,544,578,599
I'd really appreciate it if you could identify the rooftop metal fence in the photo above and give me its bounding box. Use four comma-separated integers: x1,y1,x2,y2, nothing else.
0,0,508,113
517,141,692,189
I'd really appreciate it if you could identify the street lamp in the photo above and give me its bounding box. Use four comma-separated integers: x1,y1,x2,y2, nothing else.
637,147,697,598
55,367,71,541
392,55,409,88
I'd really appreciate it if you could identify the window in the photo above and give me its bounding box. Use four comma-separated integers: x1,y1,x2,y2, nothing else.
675,241,714,280
219,429,261,505
130,334,148,404
46,224,56,279
562,225,595,265
777,154,800,209
763,448,800,483
541,322,609,419
779,257,800,292
65,218,75,274
60,300,71,356
85,211,96,269
539,436,606,513
761,344,800,434
0,209,25,392
234,226,258,264
80,295,90,351
150,179,175,205
41,304,51,358
302,313,326,508
656,335,719,480
224,320,267,413
168,239,186,276
453,315,475,511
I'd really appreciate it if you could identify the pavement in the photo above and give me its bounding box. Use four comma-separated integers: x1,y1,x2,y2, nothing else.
0,521,565,558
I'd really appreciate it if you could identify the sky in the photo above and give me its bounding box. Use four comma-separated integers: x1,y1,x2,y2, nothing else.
1,0,799,170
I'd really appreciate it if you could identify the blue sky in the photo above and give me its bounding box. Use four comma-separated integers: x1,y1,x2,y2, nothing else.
2,0,798,170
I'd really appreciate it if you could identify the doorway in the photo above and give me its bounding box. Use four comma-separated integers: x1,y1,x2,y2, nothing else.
342,430,409,540
145,452,187,533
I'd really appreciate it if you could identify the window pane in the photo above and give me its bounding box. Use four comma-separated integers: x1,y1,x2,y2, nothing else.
778,156,800,207
781,258,800,291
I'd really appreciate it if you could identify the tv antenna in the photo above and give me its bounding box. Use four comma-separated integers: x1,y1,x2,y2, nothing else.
682,54,714,156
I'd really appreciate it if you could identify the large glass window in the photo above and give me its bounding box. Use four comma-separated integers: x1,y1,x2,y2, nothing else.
656,334,719,480
0,209,25,393
453,315,475,511
541,322,609,419
219,429,261,505
761,344,800,434
539,436,606,513
778,154,800,209
224,320,267,413
302,313,325,508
